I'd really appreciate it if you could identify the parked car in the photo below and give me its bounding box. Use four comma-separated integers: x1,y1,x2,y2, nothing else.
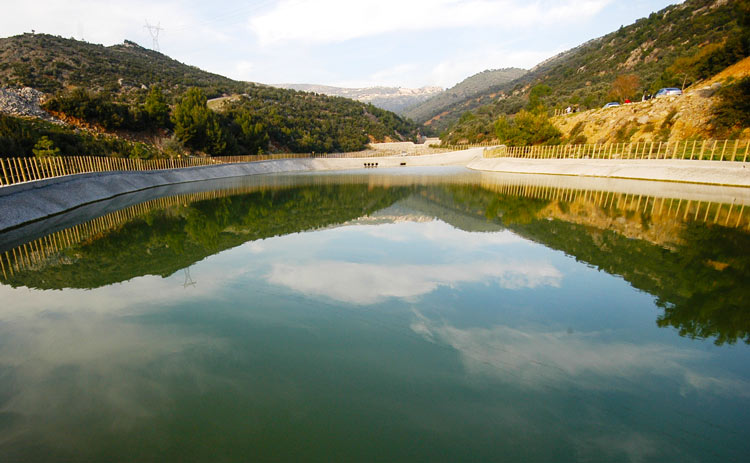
603,102,620,108
655,87,683,97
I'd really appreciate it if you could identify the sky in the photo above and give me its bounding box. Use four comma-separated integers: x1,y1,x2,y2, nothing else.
3,0,680,89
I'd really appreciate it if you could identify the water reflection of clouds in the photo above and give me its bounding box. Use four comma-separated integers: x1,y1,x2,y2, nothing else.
267,260,562,305
0,272,221,319
411,314,750,398
260,220,557,304
355,221,525,247
0,313,228,438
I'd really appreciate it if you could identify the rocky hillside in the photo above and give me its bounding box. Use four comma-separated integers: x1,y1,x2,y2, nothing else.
435,0,748,137
402,68,526,127
553,56,750,144
0,34,243,98
273,84,443,114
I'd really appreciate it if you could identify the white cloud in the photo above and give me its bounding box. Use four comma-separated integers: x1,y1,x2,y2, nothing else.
354,221,524,247
411,316,750,397
249,0,612,46
234,60,255,80
267,259,561,305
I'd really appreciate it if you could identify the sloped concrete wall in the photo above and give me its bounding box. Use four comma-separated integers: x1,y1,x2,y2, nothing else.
0,149,482,231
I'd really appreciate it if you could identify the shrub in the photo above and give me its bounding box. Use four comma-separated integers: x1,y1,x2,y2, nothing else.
712,77,750,135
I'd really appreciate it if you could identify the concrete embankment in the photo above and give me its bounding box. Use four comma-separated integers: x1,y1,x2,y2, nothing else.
467,157,750,187
0,149,482,231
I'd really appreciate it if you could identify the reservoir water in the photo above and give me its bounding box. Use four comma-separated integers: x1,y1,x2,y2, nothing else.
0,167,748,462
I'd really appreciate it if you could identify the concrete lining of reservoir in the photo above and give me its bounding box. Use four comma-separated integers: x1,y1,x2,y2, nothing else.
467,157,750,187
2,147,750,233
0,149,482,232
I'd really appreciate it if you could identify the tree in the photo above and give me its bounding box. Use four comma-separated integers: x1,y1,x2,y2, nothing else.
172,88,211,150
528,84,552,112
32,136,60,157
237,111,269,154
712,76,750,135
494,110,561,145
609,74,640,102
205,116,229,155
144,86,170,129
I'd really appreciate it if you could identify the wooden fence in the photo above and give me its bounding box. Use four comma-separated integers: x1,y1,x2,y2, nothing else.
480,180,749,230
485,139,750,162
0,148,460,188
2,139,748,188
0,153,317,188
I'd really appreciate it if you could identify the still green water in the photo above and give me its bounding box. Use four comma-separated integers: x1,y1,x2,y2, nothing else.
0,167,749,462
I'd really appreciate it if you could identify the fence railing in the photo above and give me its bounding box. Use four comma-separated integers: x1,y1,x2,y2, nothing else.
0,147,457,188
484,139,750,162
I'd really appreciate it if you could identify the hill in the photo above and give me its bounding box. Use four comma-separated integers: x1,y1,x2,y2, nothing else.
438,0,749,141
0,34,243,98
0,34,419,157
552,58,750,145
401,68,526,127
273,84,443,114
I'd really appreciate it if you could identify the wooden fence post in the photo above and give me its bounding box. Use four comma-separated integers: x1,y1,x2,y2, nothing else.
16,158,27,183
0,158,7,186
732,139,739,162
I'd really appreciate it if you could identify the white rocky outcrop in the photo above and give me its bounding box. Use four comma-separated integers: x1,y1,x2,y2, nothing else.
0,87,58,121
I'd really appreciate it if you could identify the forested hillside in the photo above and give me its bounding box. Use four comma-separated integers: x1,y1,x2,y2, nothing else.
439,0,750,143
0,34,419,157
402,68,526,128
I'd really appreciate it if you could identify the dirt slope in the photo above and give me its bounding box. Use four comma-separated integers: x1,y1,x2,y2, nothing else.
552,57,750,144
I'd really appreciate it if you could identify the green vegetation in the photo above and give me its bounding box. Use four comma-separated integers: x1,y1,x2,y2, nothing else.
0,34,419,157
403,68,526,126
4,179,748,345
712,76,750,137
171,88,227,154
435,0,749,143
0,113,158,159
1,184,409,289
431,184,750,346
0,35,243,96
31,135,60,157
441,84,562,145
217,89,418,153
42,87,162,131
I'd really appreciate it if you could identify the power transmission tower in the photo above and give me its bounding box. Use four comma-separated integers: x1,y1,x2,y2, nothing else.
144,20,163,52
183,267,197,289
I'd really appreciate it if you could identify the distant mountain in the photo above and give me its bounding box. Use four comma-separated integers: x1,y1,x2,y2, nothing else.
401,68,527,127
440,0,749,141
273,84,443,114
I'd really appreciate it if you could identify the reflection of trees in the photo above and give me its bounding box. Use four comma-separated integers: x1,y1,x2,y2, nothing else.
432,185,750,345
655,224,750,345
5,179,749,346
2,185,409,290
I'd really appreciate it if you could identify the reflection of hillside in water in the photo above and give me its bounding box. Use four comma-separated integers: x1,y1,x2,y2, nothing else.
1,172,748,345
429,178,750,346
